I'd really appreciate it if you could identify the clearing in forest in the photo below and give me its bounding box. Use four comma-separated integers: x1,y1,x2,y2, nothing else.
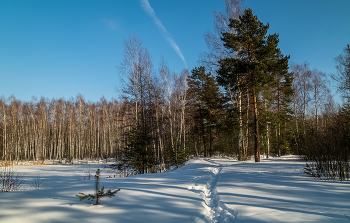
0,155,349,223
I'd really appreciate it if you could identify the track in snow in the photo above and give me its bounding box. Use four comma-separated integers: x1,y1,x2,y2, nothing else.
189,159,237,223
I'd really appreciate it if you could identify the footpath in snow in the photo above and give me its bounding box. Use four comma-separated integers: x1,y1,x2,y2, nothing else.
0,155,349,223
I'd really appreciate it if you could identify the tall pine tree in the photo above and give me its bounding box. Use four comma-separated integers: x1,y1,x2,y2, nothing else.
188,66,224,157
217,9,291,162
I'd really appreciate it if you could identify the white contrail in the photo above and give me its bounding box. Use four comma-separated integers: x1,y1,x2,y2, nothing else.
140,0,187,68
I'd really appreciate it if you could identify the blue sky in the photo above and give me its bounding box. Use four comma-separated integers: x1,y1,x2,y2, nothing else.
1,0,349,103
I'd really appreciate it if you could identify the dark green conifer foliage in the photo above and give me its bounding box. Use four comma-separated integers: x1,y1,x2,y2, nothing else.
217,9,291,162
188,66,225,157
164,140,187,168
271,64,294,157
122,122,156,174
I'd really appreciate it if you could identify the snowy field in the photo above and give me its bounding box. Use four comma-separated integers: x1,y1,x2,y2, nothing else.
0,155,349,223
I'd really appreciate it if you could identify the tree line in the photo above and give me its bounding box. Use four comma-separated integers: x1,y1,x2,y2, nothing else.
0,95,121,162
0,0,349,178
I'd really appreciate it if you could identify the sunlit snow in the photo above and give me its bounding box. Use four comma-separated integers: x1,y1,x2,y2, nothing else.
1,156,349,223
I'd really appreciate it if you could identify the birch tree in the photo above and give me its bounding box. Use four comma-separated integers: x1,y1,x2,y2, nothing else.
202,0,246,159
310,69,329,130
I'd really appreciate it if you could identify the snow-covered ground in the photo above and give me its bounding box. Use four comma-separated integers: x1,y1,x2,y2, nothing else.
0,155,349,223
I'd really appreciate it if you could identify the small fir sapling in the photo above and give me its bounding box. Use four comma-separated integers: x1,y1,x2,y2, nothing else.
76,169,120,205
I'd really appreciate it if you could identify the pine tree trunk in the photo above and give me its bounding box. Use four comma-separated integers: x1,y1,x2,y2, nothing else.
199,101,207,157
277,83,281,157
245,89,249,158
267,122,270,159
238,89,243,160
278,123,281,157
253,90,260,162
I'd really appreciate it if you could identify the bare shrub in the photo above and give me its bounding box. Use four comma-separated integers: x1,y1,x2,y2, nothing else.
78,164,92,181
0,166,25,192
304,113,350,181
31,174,46,190
0,161,14,167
